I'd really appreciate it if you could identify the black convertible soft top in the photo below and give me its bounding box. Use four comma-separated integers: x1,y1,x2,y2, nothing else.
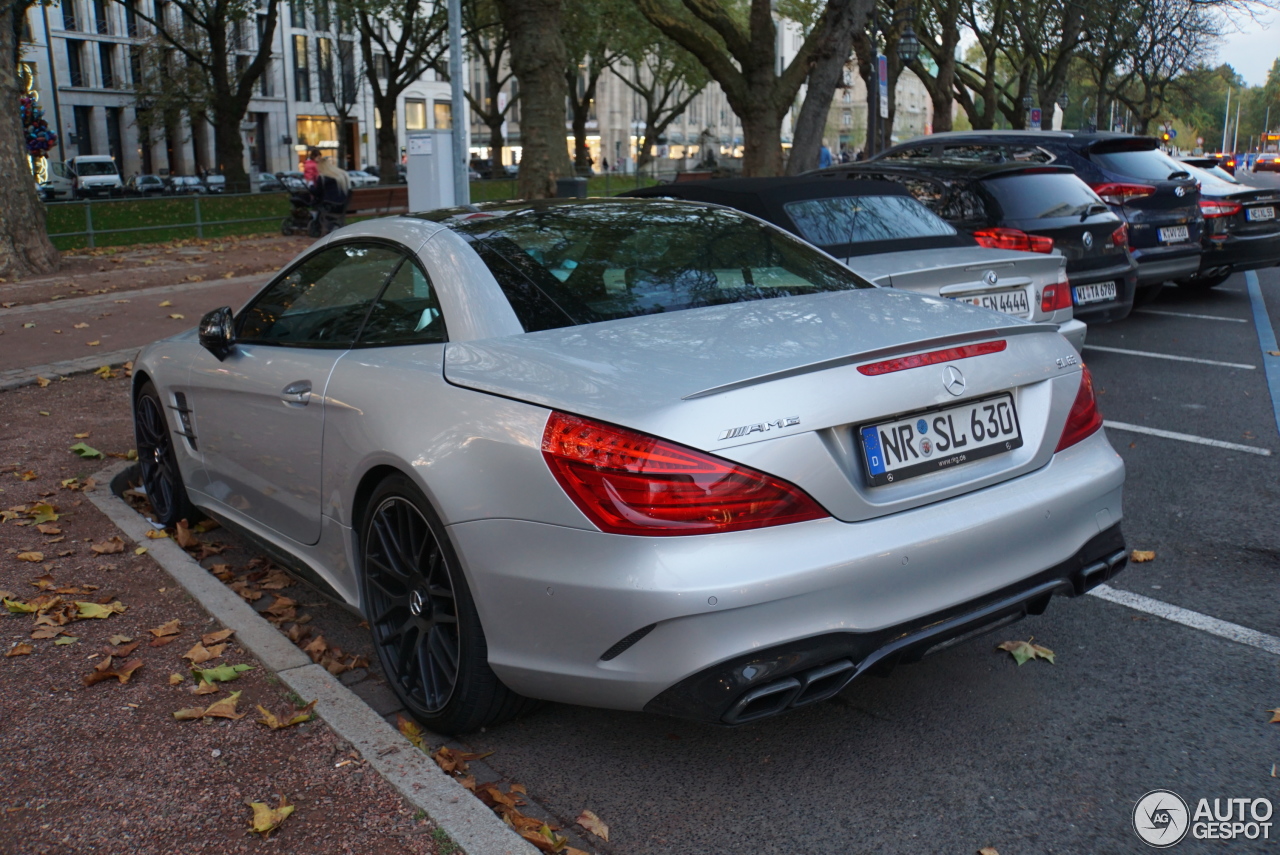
622,177,976,258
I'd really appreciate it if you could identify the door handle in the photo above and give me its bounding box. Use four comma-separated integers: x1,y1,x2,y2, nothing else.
282,380,312,405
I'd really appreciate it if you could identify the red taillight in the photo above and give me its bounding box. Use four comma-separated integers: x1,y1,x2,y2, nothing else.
1055,365,1104,452
1041,283,1073,313
1199,199,1242,218
857,341,1007,376
972,228,1054,253
541,412,827,536
1089,182,1156,204
1110,223,1128,249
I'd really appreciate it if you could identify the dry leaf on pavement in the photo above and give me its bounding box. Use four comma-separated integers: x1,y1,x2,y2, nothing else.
248,796,294,837
174,690,245,720
1268,709,1280,723
576,809,609,841
1131,549,1155,563
997,639,1055,665
83,655,143,686
169,673,184,685
5,642,34,657
144,529,169,539
256,699,316,730
979,849,1000,855
396,715,427,751
201,628,234,646
174,519,201,548
91,536,125,555
182,642,225,664
148,618,181,637
75,601,126,619
16,552,44,562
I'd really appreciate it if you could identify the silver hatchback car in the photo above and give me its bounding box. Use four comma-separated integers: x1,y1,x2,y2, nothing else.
133,200,1126,734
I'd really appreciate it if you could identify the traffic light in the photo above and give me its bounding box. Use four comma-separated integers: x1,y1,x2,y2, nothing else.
1161,131,1171,143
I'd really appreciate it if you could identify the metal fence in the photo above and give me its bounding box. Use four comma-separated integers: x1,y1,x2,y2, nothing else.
46,191,286,249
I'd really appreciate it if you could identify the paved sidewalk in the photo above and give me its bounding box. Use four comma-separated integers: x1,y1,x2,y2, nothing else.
0,274,268,372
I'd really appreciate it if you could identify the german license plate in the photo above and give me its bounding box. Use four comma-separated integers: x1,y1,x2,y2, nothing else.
1247,206,1276,222
1158,225,1189,243
1073,281,1118,305
859,393,1023,486
950,289,1030,317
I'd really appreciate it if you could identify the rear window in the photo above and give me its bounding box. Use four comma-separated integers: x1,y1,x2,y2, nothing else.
783,195,956,246
1091,148,1191,181
983,173,1104,220
443,202,872,332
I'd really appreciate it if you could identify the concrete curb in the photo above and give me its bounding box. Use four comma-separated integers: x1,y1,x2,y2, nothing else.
0,347,141,392
86,460,539,855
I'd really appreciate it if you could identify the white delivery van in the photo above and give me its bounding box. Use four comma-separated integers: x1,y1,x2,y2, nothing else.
43,156,124,199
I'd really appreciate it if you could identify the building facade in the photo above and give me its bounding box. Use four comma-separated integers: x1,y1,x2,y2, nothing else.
825,64,934,157
19,0,458,180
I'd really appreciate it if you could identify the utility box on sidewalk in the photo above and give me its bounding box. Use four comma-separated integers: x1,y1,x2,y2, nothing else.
406,129,455,212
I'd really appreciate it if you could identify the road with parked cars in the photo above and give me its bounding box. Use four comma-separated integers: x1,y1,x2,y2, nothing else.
107,135,1280,852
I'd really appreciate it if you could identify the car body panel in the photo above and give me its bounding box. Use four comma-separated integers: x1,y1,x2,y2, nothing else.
1180,163,1280,278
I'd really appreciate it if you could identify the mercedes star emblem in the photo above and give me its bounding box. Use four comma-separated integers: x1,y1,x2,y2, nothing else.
409,590,426,617
943,365,966,397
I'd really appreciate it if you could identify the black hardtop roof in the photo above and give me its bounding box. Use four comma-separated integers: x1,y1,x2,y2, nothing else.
812,161,1076,181
622,177,911,213
884,129,1161,154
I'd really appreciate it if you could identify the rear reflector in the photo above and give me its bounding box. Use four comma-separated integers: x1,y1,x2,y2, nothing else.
1055,365,1103,452
1109,223,1128,249
1199,199,1242,218
857,341,1007,376
972,228,1054,253
1041,283,1073,313
542,412,827,536
1089,182,1156,204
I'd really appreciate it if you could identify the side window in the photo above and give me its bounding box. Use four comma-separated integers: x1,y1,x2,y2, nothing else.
880,145,935,162
237,243,403,346
942,144,1005,163
358,258,448,346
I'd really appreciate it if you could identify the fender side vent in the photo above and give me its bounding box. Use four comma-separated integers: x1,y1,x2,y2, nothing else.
170,391,197,450
599,623,657,661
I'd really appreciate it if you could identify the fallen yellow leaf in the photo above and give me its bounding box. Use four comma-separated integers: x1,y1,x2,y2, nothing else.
174,689,245,720
169,313,186,320
248,796,294,836
86,341,100,346
76,601,126,619
145,529,169,539
36,377,50,387
576,809,609,842
17,471,37,481
256,699,317,730
148,618,181,637
979,849,1001,855
5,642,33,657
169,673,184,685
1131,549,1156,563
158,300,172,307
91,536,125,555
1268,708,1280,723
16,552,44,562
73,322,89,329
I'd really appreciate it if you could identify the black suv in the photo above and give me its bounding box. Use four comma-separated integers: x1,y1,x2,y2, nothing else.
810,162,1138,325
860,131,1202,301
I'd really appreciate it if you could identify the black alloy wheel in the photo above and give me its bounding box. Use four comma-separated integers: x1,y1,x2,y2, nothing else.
133,380,198,527
364,494,462,714
360,475,536,734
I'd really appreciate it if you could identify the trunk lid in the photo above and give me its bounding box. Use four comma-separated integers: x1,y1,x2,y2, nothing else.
445,288,1085,521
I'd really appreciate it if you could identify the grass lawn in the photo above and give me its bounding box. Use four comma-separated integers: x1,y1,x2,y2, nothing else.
44,175,664,250
45,193,291,251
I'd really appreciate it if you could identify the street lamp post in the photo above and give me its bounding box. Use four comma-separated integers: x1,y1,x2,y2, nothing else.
867,7,920,157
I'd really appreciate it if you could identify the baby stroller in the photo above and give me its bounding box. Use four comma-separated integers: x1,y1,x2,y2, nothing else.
280,180,348,238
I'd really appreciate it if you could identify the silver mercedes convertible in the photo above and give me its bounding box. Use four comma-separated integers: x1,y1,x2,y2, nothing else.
132,199,1127,734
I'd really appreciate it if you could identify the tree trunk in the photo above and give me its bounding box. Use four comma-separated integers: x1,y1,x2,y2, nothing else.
494,0,571,199
739,110,783,176
212,103,248,187
787,0,874,174
488,117,506,172
376,100,399,184
1,7,59,278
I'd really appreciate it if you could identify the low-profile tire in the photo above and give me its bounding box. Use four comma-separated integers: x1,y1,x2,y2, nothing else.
1173,272,1231,291
133,380,200,527
359,474,536,735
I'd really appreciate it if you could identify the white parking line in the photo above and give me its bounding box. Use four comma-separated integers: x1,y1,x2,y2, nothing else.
1083,344,1256,369
1104,420,1272,455
1134,309,1249,323
1089,584,1280,657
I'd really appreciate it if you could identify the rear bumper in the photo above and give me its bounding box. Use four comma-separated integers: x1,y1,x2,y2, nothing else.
1131,247,1202,286
1196,230,1280,277
448,429,1125,716
1057,318,1086,353
650,523,1127,724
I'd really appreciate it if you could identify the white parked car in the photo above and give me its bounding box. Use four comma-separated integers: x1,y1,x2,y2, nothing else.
347,170,379,188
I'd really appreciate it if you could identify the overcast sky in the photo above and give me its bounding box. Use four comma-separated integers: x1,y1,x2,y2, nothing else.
1215,10,1279,87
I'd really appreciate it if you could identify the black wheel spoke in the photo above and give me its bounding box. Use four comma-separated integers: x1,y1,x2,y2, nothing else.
363,494,460,716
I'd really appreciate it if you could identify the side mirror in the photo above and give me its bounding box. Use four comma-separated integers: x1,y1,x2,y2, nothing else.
198,306,235,360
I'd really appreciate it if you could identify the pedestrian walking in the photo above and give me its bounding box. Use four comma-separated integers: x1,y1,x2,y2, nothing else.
818,139,833,169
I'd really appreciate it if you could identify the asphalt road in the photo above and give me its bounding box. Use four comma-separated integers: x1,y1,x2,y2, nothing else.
448,179,1280,854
